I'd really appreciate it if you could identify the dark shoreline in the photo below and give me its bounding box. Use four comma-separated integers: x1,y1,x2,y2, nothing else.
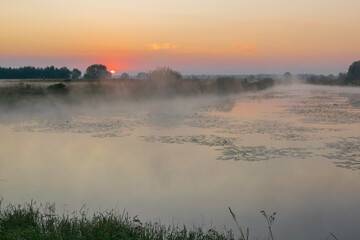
0,77,275,105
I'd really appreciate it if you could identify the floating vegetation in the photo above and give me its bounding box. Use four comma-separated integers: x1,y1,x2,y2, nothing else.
141,135,237,147
185,113,230,130
218,145,313,161
215,120,326,142
323,137,360,171
199,99,237,112
347,94,360,108
286,92,360,124
288,103,360,124
12,117,136,138
141,135,313,162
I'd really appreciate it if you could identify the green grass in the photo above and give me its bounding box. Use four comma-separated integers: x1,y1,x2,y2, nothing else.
0,201,342,240
0,201,238,240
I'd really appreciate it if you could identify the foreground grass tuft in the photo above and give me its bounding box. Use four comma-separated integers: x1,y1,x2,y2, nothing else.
0,201,238,240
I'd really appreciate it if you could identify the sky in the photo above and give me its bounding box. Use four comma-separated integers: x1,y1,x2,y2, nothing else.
1,0,360,74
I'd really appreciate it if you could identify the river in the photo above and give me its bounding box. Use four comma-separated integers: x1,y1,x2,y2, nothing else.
1,84,360,239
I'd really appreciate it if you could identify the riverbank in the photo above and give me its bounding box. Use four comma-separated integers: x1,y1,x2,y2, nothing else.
0,77,275,104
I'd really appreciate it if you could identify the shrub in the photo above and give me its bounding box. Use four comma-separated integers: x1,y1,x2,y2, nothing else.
47,83,69,95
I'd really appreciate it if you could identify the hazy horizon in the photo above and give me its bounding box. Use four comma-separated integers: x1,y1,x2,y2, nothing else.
0,56,353,76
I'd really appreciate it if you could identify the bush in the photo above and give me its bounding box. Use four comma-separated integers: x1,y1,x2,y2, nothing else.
216,77,236,94
147,67,182,89
47,83,69,95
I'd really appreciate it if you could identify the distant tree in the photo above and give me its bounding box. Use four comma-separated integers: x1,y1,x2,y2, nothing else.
147,67,182,88
284,72,292,81
43,66,56,78
71,68,82,79
257,78,275,89
42,66,71,79
58,67,72,79
148,67,181,80
338,72,347,82
346,60,360,84
136,72,147,80
216,77,236,94
0,66,72,79
306,74,344,85
247,75,257,83
84,64,111,79
120,72,130,79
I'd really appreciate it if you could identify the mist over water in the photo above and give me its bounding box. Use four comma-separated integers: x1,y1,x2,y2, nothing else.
1,83,360,239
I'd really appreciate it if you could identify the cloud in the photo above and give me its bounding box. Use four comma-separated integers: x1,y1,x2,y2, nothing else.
150,43,177,50
231,43,258,55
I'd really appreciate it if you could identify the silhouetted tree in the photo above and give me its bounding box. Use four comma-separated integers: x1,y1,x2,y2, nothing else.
147,67,182,88
216,77,236,94
136,72,147,80
58,67,72,79
247,75,257,83
339,72,347,82
120,72,130,79
0,66,71,79
71,68,82,79
306,75,343,85
284,72,292,81
257,78,275,89
43,66,56,78
84,64,111,79
346,60,360,84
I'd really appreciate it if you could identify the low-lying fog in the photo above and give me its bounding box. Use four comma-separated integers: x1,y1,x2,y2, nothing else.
1,83,360,240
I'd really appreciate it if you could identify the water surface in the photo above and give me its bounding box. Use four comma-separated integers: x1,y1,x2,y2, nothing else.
1,84,360,239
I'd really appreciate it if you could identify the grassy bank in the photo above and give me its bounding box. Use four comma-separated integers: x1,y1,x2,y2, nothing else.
0,82,69,105
0,76,275,105
0,201,240,240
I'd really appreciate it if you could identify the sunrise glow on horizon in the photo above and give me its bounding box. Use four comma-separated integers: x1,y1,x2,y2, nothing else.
1,0,360,74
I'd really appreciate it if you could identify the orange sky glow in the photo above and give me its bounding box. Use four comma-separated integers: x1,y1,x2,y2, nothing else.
1,0,360,74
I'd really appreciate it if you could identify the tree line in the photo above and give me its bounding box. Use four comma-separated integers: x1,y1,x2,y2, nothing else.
1,60,359,85
305,60,360,85
0,66,81,79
